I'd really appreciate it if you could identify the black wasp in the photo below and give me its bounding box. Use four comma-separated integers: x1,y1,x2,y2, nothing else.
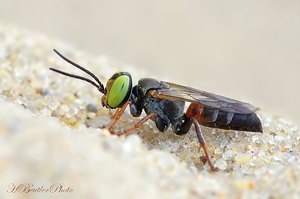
50,49,262,171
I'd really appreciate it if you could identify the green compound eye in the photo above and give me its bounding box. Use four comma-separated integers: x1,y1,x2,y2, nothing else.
107,73,132,108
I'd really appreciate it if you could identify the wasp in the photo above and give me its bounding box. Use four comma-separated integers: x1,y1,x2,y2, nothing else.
50,49,263,171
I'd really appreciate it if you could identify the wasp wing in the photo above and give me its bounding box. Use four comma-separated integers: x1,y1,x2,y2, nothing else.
151,81,256,114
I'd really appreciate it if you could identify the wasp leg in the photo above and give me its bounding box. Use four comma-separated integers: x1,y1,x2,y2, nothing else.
174,115,193,135
191,118,218,172
110,108,120,119
109,100,131,133
112,112,158,136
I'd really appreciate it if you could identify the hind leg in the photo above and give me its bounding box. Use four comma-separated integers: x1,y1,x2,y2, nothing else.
173,115,193,135
175,115,218,171
191,118,218,171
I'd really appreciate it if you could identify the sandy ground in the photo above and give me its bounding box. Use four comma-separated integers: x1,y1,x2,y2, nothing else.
0,22,300,199
0,0,299,124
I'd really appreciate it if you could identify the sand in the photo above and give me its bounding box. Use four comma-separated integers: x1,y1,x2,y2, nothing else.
0,22,299,199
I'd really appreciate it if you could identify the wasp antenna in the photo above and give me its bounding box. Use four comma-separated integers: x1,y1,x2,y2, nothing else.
53,49,105,93
49,67,106,93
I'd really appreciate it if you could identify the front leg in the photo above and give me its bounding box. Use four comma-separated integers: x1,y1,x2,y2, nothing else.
109,100,131,133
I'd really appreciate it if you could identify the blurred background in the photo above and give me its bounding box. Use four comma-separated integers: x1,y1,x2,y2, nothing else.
0,0,299,123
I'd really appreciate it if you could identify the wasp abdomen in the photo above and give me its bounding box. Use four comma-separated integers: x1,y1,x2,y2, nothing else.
229,112,262,132
186,103,262,132
215,110,234,125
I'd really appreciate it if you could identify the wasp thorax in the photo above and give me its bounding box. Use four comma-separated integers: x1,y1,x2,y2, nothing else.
101,71,132,109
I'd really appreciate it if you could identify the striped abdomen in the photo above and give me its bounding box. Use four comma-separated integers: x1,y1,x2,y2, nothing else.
186,103,262,132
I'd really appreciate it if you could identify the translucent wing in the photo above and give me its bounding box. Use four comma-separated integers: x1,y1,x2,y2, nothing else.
151,81,256,114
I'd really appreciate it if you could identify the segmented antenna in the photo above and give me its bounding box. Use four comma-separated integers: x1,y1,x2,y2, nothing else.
50,49,106,94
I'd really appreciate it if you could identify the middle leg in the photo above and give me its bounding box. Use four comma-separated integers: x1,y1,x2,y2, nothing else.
111,112,158,137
